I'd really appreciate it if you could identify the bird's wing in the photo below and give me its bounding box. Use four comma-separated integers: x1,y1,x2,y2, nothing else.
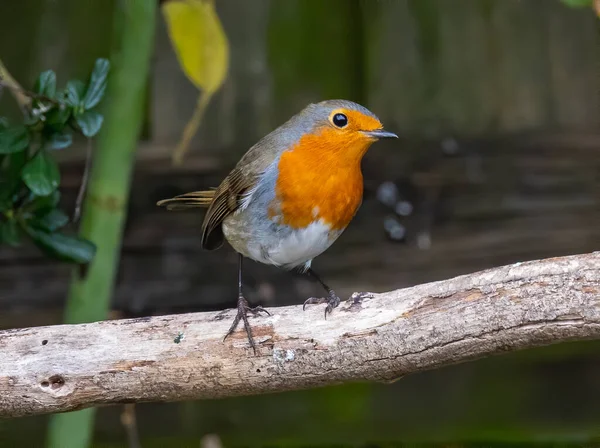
158,111,302,250
200,143,279,250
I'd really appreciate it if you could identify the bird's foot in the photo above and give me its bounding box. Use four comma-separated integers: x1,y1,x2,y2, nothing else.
348,291,374,305
302,290,341,319
303,291,374,318
223,295,270,354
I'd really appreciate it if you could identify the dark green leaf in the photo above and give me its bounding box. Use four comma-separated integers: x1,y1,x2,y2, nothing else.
0,220,20,246
0,196,10,213
30,208,69,232
23,112,41,127
46,130,73,150
0,151,27,209
5,150,27,183
28,190,60,212
0,117,7,130
0,126,30,154
65,80,86,108
83,58,110,110
26,226,96,263
34,70,57,98
21,151,60,196
76,110,103,137
46,106,71,129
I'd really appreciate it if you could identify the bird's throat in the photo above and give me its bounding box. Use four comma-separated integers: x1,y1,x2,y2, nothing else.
272,132,368,231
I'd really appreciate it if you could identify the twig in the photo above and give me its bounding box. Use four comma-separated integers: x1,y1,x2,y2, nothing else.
172,90,212,165
121,404,141,448
0,59,31,111
72,138,94,223
0,80,60,107
0,251,598,418
201,434,223,448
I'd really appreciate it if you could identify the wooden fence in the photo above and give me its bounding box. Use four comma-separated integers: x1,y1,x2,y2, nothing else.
1,0,599,161
0,0,599,323
1,2,600,444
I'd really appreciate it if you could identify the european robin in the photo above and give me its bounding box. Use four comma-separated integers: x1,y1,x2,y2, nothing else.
157,99,397,353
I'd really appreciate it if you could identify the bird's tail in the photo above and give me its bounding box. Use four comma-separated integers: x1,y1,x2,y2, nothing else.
156,189,215,210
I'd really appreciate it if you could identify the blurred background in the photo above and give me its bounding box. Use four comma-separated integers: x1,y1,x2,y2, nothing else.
1,0,600,446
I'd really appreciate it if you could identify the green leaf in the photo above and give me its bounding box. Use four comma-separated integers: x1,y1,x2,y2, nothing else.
0,126,30,154
5,150,27,183
0,151,26,212
65,80,86,108
83,58,110,110
46,106,71,129
31,208,70,232
46,130,73,150
76,110,103,137
26,226,96,263
28,190,60,212
21,151,61,196
23,112,41,128
34,70,57,98
0,195,10,213
0,220,20,246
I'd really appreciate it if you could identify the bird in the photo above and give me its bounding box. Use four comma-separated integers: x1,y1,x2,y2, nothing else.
157,99,397,353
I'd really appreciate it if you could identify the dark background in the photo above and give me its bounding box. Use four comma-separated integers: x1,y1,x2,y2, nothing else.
1,0,600,446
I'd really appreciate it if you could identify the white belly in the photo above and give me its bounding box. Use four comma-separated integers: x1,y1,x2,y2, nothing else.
248,220,340,270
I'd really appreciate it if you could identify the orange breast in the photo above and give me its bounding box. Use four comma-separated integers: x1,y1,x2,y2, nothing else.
272,129,370,231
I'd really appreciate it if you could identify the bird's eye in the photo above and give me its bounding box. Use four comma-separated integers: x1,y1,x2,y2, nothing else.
332,113,348,128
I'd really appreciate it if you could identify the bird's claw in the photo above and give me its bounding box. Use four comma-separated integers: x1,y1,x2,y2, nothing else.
348,291,374,304
223,295,269,354
248,305,271,317
303,290,341,319
303,291,374,318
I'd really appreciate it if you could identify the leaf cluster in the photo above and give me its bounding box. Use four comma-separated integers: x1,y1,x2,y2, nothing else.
0,59,110,263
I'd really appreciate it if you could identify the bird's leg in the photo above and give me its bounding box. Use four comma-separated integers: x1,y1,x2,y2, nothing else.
223,254,270,354
302,268,342,319
303,269,375,318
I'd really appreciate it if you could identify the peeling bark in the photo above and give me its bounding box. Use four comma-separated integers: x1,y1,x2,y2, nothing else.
1,252,600,418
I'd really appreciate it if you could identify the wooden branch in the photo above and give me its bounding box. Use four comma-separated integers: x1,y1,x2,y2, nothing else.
1,252,600,418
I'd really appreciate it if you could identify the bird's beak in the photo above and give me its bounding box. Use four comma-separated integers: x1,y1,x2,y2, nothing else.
362,129,398,140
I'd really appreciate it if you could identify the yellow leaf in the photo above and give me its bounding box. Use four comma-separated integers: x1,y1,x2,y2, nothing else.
162,0,229,164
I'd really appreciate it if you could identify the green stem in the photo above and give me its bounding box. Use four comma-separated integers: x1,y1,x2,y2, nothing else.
46,1,156,447
172,90,212,165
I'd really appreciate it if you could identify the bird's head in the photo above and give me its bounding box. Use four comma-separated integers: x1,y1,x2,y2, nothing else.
290,99,397,164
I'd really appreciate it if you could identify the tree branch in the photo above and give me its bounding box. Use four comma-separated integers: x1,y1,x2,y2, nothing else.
1,252,600,418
